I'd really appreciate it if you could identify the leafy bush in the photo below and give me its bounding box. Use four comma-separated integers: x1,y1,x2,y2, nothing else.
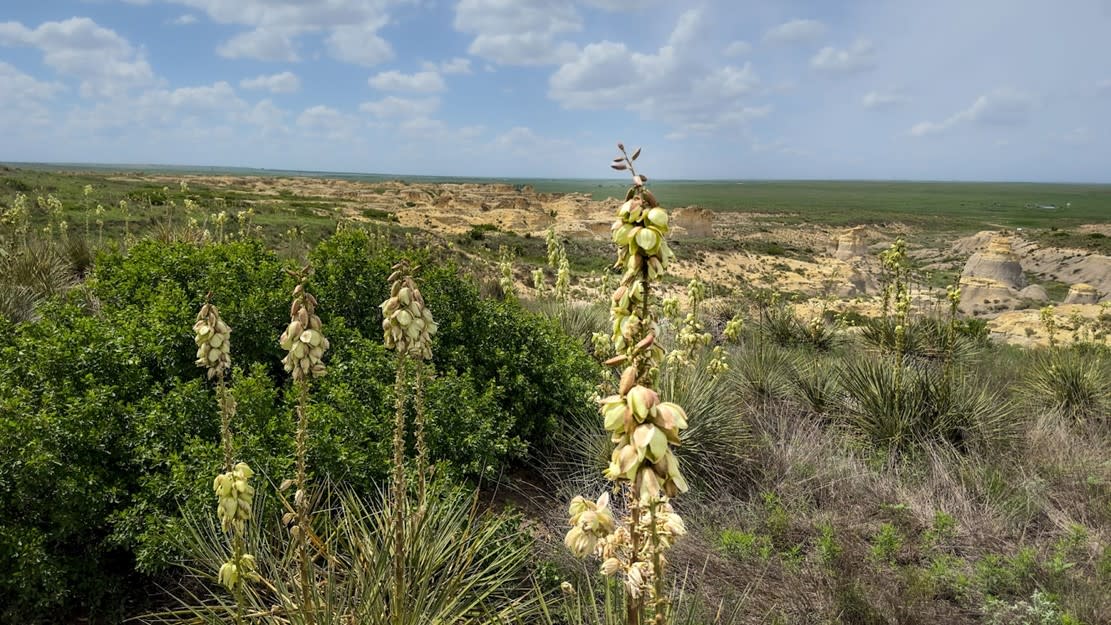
0,232,599,622
311,230,601,449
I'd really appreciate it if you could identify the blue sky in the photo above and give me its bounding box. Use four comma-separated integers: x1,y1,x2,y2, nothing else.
2,0,1110,181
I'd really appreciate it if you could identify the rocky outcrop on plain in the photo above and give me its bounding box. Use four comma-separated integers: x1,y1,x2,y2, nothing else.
1063,283,1100,305
833,226,870,260
961,234,1026,289
1019,285,1049,301
671,207,715,238
958,234,1027,315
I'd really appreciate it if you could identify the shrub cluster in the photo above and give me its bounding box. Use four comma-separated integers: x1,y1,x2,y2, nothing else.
0,231,599,622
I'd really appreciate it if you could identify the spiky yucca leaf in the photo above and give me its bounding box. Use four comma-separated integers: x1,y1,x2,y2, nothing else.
1023,347,1111,423
147,481,538,625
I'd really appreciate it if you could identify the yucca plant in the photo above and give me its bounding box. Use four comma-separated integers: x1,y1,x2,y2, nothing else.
787,354,841,417
564,144,691,625
838,357,1015,454
153,481,540,625
0,237,76,321
532,567,748,625
727,341,794,405
1023,347,1111,424
657,353,751,496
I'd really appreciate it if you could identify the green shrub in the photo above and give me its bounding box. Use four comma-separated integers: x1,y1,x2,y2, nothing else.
870,522,903,563
311,229,601,450
815,520,842,567
719,529,774,561
0,232,600,622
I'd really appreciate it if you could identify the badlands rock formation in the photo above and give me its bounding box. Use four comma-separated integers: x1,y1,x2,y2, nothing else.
1018,285,1049,302
670,207,715,238
1064,283,1101,305
958,233,1027,315
833,226,870,260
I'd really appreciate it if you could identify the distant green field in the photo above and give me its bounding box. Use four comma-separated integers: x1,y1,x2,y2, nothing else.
3,164,1110,236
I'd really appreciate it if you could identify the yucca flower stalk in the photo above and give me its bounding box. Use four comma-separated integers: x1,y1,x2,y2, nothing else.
380,259,438,624
943,285,962,380
565,144,690,625
278,266,329,625
1040,305,1058,348
879,239,911,399
498,245,517,298
82,184,93,240
194,297,256,625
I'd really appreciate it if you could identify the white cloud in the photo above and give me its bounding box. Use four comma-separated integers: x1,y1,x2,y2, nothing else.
359,96,440,118
368,70,445,92
240,71,301,94
241,99,288,135
763,19,826,44
135,81,247,123
549,9,766,137
0,17,156,97
296,105,360,141
171,14,198,25
422,57,472,75
724,40,752,56
861,90,909,109
0,61,65,127
454,0,580,65
811,39,876,74
0,61,64,101
326,22,393,66
910,88,1036,136
218,27,300,62
141,0,395,65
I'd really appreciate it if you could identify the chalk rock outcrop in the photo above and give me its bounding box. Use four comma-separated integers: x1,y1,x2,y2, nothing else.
958,234,1027,315
671,207,715,238
1018,285,1049,302
834,226,870,260
1063,283,1100,305
962,234,1026,289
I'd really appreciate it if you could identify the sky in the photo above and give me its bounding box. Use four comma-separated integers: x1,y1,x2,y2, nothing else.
2,0,1111,181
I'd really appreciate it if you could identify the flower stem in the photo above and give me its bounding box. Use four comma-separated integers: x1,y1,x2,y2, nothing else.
294,381,314,625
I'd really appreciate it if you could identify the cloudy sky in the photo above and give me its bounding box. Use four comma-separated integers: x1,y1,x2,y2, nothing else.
2,0,1110,181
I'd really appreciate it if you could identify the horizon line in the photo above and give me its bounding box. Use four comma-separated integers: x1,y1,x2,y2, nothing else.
3,160,1110,187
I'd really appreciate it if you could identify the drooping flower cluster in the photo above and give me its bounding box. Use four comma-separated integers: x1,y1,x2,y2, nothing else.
723,315,744,343
194,301,232,378
565,144,691,618
214,462,255,533
564,492,616,557
380,261,438,360
217,553,259,591
279,276,329,381
599,372,689,505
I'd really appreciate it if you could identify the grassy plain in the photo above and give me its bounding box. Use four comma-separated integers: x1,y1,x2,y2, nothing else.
6,164,1111,235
